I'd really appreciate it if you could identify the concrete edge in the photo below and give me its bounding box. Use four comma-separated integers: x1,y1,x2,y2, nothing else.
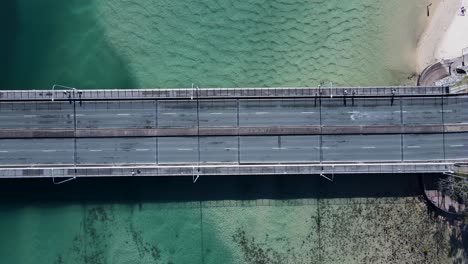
0,162,455,178
0,124,467,138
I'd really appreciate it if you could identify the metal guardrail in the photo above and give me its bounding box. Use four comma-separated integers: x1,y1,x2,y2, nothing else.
0,86,450,101
0,86,465,179
0,96,467,175
0,163,454,179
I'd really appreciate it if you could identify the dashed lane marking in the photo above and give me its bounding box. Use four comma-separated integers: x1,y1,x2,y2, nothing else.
136,149,149,152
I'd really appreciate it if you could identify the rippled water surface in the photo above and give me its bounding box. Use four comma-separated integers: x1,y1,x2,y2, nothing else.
4,0,429,89
4,1,464,264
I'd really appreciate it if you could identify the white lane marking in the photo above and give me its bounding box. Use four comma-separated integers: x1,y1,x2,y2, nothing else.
450,144,464,148
301,112,315,114
272,147,287,150
321,146,330,150
393,110,408,113
347,111,360,114
162,113,177,115
75,114,85,117
0,151,8,153
255,112,269,115
210,112,223,115
224,148,238,150
136,149,149,152
42,150,57,153
177,148,193,151
362,146,376,149
439,110,453,113
117,113,131,116
23,115,37,118
89,149,102,152
407,146,421,149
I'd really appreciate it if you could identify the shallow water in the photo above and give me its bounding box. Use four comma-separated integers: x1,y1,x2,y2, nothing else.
3,1,463,263
3,0,430,89
0,175,463,263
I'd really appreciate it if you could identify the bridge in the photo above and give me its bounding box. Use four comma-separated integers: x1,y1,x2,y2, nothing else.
0,86,467,180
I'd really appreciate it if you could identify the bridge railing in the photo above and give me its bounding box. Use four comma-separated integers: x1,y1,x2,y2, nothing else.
0,94,467,168
0,162,454,178
0,86,450,101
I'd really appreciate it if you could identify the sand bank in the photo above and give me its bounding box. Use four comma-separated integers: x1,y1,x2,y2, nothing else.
436,2,468,61
417,0,466,71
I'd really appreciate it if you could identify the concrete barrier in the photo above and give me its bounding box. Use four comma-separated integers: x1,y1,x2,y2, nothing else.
0,162,454,178
418,62,451,86
1,124,467,138
450,84,468,94
454,163,468,176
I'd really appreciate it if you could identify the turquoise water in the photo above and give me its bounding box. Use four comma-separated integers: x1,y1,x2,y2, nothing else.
4,0,430,90
3,1,464,263
0,175,462,263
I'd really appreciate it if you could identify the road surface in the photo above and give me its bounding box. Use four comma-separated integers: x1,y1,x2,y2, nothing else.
0,97,466,129
1,133,466,165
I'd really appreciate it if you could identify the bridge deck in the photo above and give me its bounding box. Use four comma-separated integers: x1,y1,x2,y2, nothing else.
0,87,466,178
0,96,467,130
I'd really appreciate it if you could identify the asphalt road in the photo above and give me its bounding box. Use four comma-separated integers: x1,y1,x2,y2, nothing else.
0,101,74,129
0,96,466,166
1,133,466,165
445,133,468,160
0,138,75,165
0,96,466,129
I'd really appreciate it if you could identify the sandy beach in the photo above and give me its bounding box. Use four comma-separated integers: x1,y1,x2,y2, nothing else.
417,0,468,72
